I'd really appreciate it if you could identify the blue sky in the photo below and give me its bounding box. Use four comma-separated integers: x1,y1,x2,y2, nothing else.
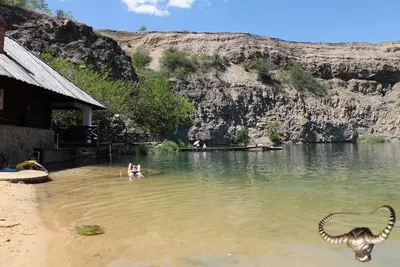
47,0,400,43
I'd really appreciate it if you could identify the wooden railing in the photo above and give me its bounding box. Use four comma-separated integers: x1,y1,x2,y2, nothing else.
55,125,161,146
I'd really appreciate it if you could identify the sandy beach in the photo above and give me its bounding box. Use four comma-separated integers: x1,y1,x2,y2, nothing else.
0,181,51,267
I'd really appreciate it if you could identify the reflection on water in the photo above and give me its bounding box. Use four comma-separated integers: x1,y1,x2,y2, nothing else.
36,143,400,267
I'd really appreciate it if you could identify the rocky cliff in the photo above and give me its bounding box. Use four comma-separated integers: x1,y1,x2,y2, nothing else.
0,5,136,81
97,30,400,144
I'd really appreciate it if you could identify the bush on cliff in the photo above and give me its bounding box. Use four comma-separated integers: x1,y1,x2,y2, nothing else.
231,126,250,145
192,50,229,73
131,46,152,70
55,8,74,19
160,47,197,77
0,0,50,13
0,0,74,19
160,47,229,77
244,57,277,81
266,121,282,144
280,61,326,95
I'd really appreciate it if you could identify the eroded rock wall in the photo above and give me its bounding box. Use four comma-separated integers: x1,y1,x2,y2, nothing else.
1,5,137,81
98,30,400,144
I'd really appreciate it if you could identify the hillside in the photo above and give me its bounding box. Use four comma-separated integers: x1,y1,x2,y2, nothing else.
96,30,400,144
2,1,400,145
0,5,137,81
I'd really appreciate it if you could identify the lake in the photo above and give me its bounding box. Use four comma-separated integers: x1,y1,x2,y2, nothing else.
36,143,400,267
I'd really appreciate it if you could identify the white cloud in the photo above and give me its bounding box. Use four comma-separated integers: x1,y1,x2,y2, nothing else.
121,0,202,16
121,0,170,16
167,0,195,8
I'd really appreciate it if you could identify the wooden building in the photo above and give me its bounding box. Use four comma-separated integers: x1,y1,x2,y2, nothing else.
0,15,105,166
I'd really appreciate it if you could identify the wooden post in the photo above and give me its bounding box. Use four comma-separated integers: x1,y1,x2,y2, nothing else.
125,128,128,146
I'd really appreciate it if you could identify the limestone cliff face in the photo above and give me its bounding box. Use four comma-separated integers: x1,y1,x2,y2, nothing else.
0,5,137,81
97,30,400,144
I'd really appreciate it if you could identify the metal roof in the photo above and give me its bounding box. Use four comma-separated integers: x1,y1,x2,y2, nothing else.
0,36,106,109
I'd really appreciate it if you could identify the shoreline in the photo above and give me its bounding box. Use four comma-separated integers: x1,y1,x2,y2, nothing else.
0,181,61,267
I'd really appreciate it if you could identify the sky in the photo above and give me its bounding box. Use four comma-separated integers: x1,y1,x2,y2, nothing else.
46,0,400,43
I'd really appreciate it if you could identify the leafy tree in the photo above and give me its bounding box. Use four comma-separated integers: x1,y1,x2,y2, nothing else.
55,8,74,19
128,71,195,134
231,126,250,145
159,46,196,77
0,0,51,13
266,121,282,144
26,0,50,12
131,47,152,70
138,25,147,32
41,50,195,136
41,50,134,130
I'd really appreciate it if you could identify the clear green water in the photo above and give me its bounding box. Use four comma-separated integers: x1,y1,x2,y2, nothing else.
37,143,400,267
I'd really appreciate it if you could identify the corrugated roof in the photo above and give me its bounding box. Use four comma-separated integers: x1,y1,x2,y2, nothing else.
0,36,106,109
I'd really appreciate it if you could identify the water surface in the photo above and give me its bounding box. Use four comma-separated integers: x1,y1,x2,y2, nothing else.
37,143,400,267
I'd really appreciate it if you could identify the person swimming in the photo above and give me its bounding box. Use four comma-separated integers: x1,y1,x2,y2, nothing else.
128,163,144,179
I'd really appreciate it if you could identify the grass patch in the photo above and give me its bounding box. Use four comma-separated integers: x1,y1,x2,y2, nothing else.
357,135,387,143
75,225,105,236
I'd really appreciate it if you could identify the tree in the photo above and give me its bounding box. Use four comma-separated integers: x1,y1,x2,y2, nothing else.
131,47,152,70
0,0,51,13
128,71,195,134
41,50,134,130
266,121,282,144
55,8,74,19
138,25,147,32
26,0,50,13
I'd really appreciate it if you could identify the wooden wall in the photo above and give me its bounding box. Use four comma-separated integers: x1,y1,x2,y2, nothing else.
0,76,52,129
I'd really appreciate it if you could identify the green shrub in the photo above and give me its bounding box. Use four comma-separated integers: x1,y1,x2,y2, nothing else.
136,144,150,155
283,61,326,95
357,135,387,143
131,47,152,70
42,50,194,136
129,71,195,134
159,47,196,77
231,126,250,145
266,121,282,144
138,25,147,32
152,140,180,154
55,8,74,19
245,57,277,81
0,0,51,13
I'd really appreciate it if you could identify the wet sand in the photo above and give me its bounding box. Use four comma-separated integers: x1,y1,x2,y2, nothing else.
0,182,52,267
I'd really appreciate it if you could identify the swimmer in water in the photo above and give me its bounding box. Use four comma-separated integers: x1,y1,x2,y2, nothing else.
128,163,144,180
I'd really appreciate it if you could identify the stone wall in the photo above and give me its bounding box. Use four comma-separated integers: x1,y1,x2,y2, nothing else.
0,125,54,166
